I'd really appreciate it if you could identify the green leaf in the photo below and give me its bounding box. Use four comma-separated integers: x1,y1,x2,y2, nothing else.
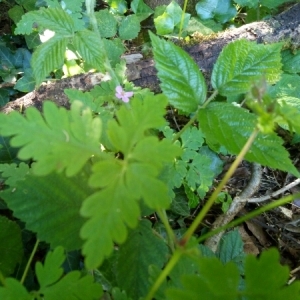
103,38,125,67
268,74,300,99
74,30,106,72
154,12,175,35
216,230,245,269
14,68,35,92
0,45,15,69
277,97,300,134
244,248,300,299
0,162,30,186
118,15,141,40
36,246,65,289
212,39,282,96
131,0,153,22
31,36,67,85
234,0,258,8
198,102,299,176
282,49,300,74
1,170,93,251
0,101,102,176
0,137,19,164
8,5,24,25
150,32,207,113
37,247,103,300
15,7,75,36
0,216,23,276
0,278,31,300
166,256,240,299
95,9,117,38
80,96,181,269
115,220,169,299
260,0,290,9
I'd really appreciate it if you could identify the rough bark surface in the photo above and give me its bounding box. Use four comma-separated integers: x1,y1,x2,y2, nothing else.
2,3,300,113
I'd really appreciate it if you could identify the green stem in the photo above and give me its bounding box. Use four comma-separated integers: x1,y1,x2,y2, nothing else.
198,192,300,244
172,90,218,144
157,209,176,252
145,249,182,300
182,127,260,243
20,239,40,285
178,0,188,38
85,0,119,86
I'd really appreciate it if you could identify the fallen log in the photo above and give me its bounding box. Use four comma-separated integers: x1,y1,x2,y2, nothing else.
1,3,300,113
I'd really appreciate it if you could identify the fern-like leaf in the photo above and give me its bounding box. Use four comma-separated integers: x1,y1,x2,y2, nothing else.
80,96,181,269
0,101,102,176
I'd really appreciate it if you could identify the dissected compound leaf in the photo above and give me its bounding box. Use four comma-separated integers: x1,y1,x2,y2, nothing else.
31,35,67,85
150,32,207,114
36,247,103,300
198,102,299,176
0,278,31,300
36,246,65,289
81,96,181,269
74,30,106,72
0,136,19,164
166,256,240,300
244,248,300,299
15,7,75,36
212,39,282,96
0,101,102,176
1,170,93,250
0,162,29,186
115,220,169,299
0,216,23,276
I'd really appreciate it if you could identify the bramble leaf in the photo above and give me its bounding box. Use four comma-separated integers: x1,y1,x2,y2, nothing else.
15,7,76,36
150,32,207,114
74,30,107,72
212,39,282,96
0,101,102,176
244,248,300,299
1,170,92,251
115,220,169,299
0,216,23,277
31,36,67,85
198,102,299,176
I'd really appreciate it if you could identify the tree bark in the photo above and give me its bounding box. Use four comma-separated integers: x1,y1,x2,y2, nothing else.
2,3,300,114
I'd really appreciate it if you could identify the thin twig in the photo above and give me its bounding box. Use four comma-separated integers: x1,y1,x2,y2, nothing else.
204,163,262,252
248,178,300,203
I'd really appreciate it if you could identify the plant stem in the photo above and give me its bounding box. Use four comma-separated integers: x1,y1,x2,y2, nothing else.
198,192,300,244
182,127,260,243
85,0,119,86
172,90,218,144
20,239,40,285
157,209,176,252
178,0,188,38
145,249,182,300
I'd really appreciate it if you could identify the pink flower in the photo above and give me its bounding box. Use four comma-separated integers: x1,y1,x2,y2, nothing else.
115,85,133,103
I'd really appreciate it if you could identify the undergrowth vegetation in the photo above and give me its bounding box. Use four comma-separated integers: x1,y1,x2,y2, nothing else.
1,0,300,299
